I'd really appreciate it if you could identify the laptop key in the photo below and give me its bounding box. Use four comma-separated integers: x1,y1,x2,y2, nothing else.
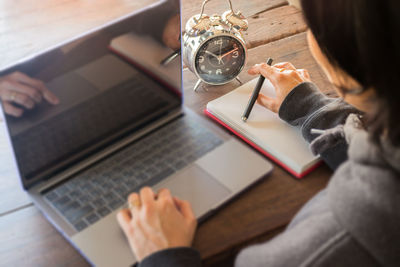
78,194,91,204
136,172,148,182
170,160,187,170
64,203,93,223
92,198,105,208
55,185,70,195
69,190,83,199
53,195,71,210
45,191,59,201
73,221,88,232
98,206,111,217
86,213,100,225
109,198,123,210
145,167,174,187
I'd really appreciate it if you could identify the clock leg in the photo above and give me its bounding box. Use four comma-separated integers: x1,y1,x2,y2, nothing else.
193,79,202,92
235,77,243,85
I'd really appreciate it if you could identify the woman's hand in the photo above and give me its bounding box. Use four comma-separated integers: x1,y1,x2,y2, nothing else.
117,187,197,262
248,62,311,113
0,71,59,117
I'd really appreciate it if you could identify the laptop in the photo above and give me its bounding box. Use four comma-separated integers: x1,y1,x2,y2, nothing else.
0,2,273,266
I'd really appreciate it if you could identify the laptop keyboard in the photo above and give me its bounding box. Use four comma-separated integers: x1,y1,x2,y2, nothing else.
43,117,223,232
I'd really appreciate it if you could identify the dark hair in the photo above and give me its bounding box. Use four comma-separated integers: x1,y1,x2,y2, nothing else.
300,0,400,146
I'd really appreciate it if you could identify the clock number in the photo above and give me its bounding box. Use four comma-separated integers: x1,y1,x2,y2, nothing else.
232,51,239,58
215,39,223,45
198,55,205,63
216,69,222,75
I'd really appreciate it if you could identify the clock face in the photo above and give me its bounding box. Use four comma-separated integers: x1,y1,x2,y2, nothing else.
194,35,246,84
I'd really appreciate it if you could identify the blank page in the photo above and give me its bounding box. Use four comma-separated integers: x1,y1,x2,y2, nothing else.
207,78,320,175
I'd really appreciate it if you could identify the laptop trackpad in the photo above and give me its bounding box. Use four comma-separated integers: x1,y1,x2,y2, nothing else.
153,165,231,217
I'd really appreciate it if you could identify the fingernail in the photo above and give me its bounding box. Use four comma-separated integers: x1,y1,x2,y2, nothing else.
47,93,59,104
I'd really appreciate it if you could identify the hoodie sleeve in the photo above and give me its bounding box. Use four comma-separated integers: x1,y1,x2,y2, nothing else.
278,82,361,170
137,247,201,267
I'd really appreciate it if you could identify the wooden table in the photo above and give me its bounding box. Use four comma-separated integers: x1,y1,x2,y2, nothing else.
0,1,334,266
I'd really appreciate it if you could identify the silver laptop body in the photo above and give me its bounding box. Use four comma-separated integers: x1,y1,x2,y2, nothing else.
0,3,272,266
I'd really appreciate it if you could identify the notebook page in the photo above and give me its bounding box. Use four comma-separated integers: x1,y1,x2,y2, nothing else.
207,78,319,173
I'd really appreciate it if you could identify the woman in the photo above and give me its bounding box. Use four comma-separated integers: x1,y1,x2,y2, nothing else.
117,0,400,266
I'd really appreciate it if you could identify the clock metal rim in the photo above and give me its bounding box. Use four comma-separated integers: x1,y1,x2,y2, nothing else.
191,32,247,86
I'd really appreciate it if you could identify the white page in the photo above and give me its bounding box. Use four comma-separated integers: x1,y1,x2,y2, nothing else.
207,78,320,174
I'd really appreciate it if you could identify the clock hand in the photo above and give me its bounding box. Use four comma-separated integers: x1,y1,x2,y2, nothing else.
205,51,224,65
205,50,220,60
220,48,238,59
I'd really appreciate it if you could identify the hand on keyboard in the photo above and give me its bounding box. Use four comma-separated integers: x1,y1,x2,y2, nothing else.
117,187,197,261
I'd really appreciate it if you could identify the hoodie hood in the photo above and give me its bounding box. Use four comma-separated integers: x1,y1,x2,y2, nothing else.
327,115,400,267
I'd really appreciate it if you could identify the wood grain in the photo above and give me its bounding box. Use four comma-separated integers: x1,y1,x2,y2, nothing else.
0,205,88,267
0,113,31,214
245,5,307,48
0,0,158,71
181,0,288,26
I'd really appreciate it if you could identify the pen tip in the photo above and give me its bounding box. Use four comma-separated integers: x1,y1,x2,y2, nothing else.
241,116,247,122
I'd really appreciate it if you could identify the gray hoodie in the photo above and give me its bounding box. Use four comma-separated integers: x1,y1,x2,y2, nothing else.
138,82,400,267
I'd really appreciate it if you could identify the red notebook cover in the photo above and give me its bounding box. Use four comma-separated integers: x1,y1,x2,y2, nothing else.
204,109,322,178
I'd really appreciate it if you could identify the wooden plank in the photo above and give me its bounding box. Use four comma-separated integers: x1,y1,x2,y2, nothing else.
245,5,307,49
181,0,288,26
183,32,336,115
0,0,158,70
0,112,31,214
0,205,89,267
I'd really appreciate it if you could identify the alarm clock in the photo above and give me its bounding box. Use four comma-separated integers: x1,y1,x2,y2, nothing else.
182,0,248,91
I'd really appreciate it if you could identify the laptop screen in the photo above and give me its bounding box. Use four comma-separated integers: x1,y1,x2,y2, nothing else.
0,0,182,188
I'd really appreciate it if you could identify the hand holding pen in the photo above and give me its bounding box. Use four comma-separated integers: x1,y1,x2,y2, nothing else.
242,58,273,122
245,61,311,115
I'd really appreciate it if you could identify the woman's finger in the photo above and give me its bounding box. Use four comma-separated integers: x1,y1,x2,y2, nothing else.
173,197,196,222
128,193,141,215
273,62,296,70
257,93,279,113
40,86,59,105
2,79,42,103
248,63,277,78
117,209,132,233
297,69,311,80
2,101,24,117
10,72,59,105
157,188,173,202
3,90,35,109
139,187,156,207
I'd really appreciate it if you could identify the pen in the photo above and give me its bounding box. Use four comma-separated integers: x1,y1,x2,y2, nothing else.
242,58,273,122
160,49,181,66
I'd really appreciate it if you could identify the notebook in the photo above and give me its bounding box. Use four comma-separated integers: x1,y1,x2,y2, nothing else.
205,78,321,178
109,32,181,91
